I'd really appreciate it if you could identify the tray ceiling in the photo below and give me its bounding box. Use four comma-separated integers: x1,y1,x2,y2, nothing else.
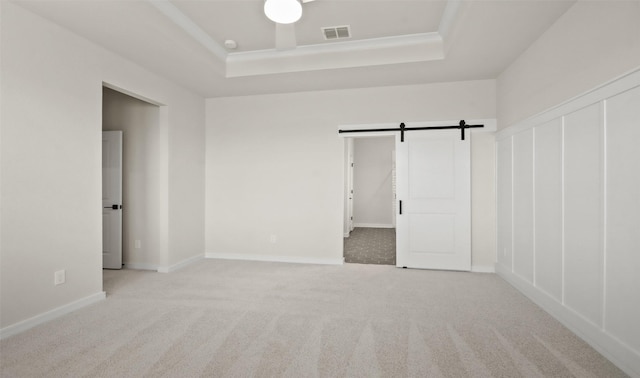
12,0,576,97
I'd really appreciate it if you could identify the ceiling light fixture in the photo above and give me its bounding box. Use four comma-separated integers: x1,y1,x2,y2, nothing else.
264,0,302,24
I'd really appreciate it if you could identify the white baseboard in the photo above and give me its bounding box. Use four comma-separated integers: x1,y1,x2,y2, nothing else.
344,232,350,237
471,265,495,273
495,263,640,378
123,262,159,271
206,252,344,266
0,291,106,340
354,223,395,229
157,254,204,273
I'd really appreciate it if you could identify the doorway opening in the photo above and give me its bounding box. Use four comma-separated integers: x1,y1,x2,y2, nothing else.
101,85,161,281
343,136,396,265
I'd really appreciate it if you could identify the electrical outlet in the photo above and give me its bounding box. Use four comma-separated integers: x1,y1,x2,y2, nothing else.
134,240,141,249
54,270,66,286
270,235,277,243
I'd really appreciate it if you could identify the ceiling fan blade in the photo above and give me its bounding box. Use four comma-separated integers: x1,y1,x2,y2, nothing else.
275,23,297,50
301,0,316,3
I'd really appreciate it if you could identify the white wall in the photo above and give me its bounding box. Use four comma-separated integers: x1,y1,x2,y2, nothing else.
495,2,640,375
353,137,394,228
206,80,496,269
102,87,161,269
0,2,205,333
497,0,640,128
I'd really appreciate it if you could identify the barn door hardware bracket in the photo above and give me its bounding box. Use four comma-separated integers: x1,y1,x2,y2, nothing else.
338,120,484,141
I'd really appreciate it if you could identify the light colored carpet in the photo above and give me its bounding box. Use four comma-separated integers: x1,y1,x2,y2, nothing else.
0,260,627,377
344,227,396,265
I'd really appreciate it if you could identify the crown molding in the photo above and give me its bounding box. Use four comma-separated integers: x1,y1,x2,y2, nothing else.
226,32,443,77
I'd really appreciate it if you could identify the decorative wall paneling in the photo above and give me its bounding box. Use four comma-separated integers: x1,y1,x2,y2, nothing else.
495,69,640,377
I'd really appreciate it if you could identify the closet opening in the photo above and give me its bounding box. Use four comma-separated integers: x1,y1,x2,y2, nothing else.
343,136,396,265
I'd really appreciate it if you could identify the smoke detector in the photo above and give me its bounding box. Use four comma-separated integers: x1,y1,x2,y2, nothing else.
224,40,238,50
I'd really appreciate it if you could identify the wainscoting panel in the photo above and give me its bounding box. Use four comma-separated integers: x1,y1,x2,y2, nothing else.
496,138,512,269
533,119,563,302
512,129,534,283
563,103,604,327
495,69,640,377
604,85,640,353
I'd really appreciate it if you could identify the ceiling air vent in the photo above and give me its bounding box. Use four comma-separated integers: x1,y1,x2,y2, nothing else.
322,25,350,40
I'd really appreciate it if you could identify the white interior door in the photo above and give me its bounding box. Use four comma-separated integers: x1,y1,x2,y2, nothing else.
347,138,355,232
102,131,123,270
396,130,471,271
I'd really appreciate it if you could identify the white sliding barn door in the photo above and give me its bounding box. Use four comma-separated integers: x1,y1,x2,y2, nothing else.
102,131,123,270
396,130,471,271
